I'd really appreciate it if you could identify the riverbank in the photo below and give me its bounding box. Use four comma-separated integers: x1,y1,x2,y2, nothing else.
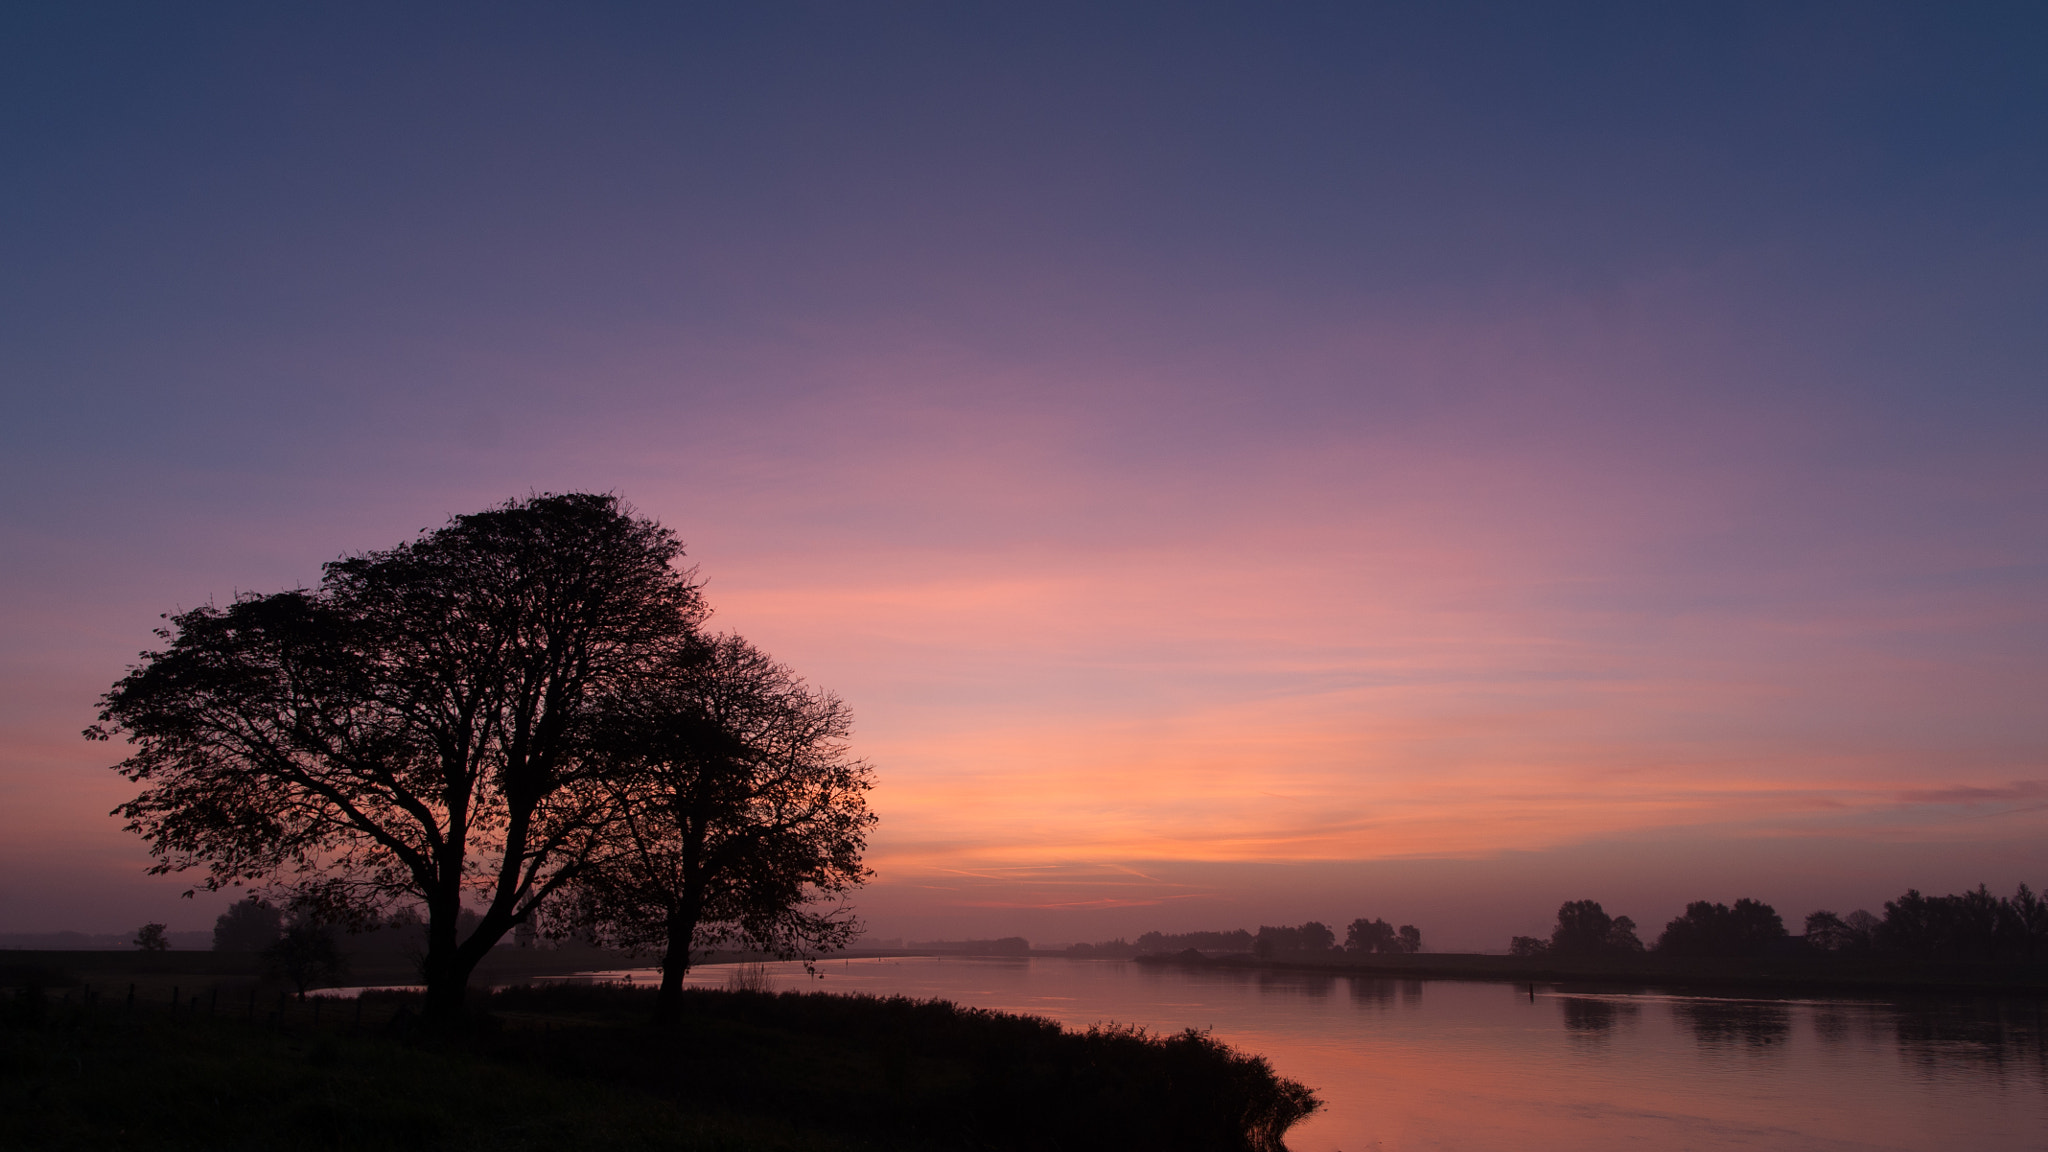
0,946,938,1001
1133,948,2048,997
0,978,1317,1152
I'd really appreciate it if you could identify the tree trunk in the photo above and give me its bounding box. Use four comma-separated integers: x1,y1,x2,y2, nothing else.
653,913,698,1028
420,888,473,1029
420,939,470,1027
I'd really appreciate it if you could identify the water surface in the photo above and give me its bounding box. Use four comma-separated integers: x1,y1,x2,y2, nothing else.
596,955,2048,1152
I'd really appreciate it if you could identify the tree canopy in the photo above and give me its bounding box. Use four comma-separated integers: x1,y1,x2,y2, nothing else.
1654,898,1786,957
562,634,875,1024
92,493,712,1022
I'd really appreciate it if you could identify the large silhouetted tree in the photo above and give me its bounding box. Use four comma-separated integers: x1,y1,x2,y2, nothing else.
91,494,705,1025
564,634,875,1026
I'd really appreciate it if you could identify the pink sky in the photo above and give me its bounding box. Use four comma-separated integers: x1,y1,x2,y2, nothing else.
4,7,2045,950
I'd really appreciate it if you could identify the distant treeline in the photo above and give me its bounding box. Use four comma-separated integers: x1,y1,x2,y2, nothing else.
907,937,1033,955
1510,883,2048,962
1066,919,1422,959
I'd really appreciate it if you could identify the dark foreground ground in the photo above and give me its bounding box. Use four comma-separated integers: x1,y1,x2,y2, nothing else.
1137,948,2048,997
0,975,1317,1152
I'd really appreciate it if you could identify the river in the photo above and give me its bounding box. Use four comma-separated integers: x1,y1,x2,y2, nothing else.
566,953,2048,1152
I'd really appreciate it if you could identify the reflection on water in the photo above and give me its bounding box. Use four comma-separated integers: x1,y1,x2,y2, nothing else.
537,956,2047,1151
1675,997,1792,1049
1558,993,1638,1037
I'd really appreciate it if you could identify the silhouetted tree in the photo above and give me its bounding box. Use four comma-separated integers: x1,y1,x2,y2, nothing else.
1805,910,1858,952
1344,918,1422,955
2000,884,2048,961
268,908,347,997
1548,900,1641,956
1067,937,1140,957
1345,918,1395,954
1877,886,2003,959
212,896,283,951
1509,935,1549,957
91,494,707,1025
133,922,168,951
1135,929,1254,954
1253,922,1337,959
563,635,874,1026
1655,899,1786,957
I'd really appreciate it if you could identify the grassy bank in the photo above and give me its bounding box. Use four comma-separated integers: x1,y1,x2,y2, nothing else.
0,977,1317,1152
1137,949,2048,997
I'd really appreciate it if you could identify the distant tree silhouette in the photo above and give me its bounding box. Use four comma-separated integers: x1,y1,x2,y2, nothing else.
1547,900,1643,957
91,494,708,1026
1253,922,1337,959
563,635,873,1026
1877,886,2003,959
1508,935,1550,958
1804,910,1857,952
133,922,168,952
1655,899,1786,957
1345,918,1395,954
268,908,347,997
1135,929,1254,954
1344,918,1422,955
2001,884,2048,961
212,896,283,951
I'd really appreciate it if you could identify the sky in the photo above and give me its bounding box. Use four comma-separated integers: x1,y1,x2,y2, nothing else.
3,3,2045,951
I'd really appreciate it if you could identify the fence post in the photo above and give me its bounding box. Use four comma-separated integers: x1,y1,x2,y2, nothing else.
126,983,135,1010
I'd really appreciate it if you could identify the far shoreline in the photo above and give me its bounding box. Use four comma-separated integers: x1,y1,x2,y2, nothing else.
1128,948,2048,999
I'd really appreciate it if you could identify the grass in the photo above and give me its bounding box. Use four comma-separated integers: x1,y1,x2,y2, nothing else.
0,978,1318,1152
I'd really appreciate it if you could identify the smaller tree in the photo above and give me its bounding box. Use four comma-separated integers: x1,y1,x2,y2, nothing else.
1550,901,1612,956
1875,886,2003,959
1254,922,1337,959
1607,916,1645,953
1509,935,1549,958
1345,918,1396,955
1656,898,1786,957
268,909,348,998
134,923,169,952
1344,918,1422,955
1804,909,1875,952
2000,884,2048,961
213,896,284,952
568,635,874,1026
